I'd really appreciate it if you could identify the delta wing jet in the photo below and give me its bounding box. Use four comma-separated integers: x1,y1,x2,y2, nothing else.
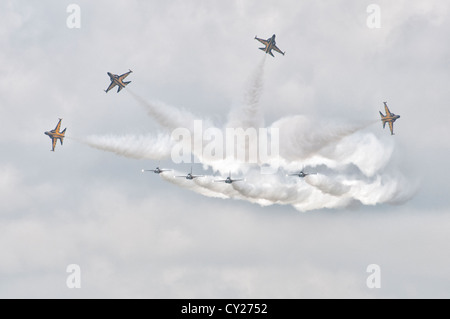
105,69,132,93
379,102,400,135
254,34,285,57
214,171,245,184
44,118,66,152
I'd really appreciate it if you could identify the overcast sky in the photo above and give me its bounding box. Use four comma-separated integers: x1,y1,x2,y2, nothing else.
1,0,450,298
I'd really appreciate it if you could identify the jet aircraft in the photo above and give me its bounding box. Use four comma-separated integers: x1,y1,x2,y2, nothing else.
214,171,245,184
254,34,285,57
44,118,66,152
142,165,172,174
379,102,400,135
288,167,316,178
104,69,132,93
175,167,204,180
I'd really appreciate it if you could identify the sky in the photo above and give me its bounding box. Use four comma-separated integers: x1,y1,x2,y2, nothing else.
1,0,450,298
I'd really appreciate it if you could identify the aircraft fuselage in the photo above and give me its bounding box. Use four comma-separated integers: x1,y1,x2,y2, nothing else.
108,72,126,88
263,35,277,53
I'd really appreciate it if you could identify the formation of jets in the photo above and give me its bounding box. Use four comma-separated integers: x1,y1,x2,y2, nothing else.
141,164,322,186
44,118,66,152
44,34,401,158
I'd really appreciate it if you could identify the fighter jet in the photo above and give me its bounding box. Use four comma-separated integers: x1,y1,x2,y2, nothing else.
44,118,66,152
175,167,204,180
254,34,285,57
104,69,132,93
214,171,245,184
142,165,172,174
379,102,400,135
288,167,316,178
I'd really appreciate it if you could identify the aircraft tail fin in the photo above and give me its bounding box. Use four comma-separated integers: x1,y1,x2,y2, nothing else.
124,81,131,86
61,128,66,135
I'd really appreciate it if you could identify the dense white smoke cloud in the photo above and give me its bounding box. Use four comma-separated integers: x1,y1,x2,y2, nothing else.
77,59,417,212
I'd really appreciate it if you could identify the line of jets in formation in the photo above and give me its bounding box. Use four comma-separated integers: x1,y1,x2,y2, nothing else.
44,34,401,153
141,165,316,184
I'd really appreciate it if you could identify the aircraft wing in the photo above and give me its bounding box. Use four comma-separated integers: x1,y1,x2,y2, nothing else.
272,45,285,55
54,119,62,132
119,70,132,81
214,179,227,183
384,102,392,116
51,138,57,151
232,179,244,182
255,37,269,46
388,121,394,135
105,81,116,93
192,175,204,178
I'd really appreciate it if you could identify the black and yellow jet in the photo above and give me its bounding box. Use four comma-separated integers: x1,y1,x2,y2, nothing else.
254,34,285,57
104,69,132,93
44,118,66,152
379,102,400,135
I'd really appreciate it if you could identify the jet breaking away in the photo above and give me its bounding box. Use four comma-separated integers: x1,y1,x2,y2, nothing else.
379,102,400,135
44,118,66,152
105,69,133,93
254,34,285,57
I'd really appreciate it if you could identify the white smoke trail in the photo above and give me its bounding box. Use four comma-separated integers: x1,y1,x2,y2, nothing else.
126,88,197,131
159,171,230,199
226,55,266,129
273,115,379,161
76,133,173,160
